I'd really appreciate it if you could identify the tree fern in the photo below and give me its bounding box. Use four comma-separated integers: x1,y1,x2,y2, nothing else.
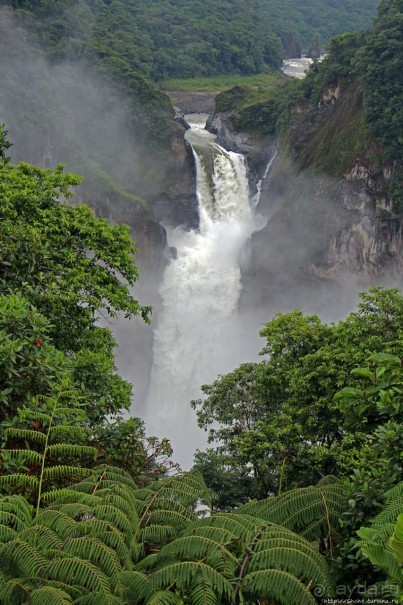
0,391,97,512
29,586,74,605
236,479,345,542
0,495,33,530
241,569,316,605
357,482,403,596
137,511,333,604
0,466,335,604
150,561,234,600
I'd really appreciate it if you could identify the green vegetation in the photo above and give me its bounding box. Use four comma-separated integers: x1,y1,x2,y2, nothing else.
0,126,170,483
0,1,402,601
299,0,402,164
193,288,403,502
3,0,379,86
256,0,379,56
161,73,281,94
0,466,346,604
213,0,402,210
193,291,403,594
0,125,402,602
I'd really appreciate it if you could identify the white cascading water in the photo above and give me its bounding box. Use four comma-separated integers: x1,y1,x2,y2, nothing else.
145,114,267,468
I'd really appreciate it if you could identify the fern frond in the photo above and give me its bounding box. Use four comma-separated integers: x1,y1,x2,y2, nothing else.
0,494,33,522
145,509,195,531
33,510,79,540
204,548,238,576
0,524,17,542
49,406,85,417
74,593,123,605
141,497,197,520
147,472,211,508
18,409,52,423
299,513,342,542
132,488,155,502
136,473,210,539
147,590,182,605
96,491,139,522
97,483,138,505
135,553,160,571
47,445,98,460
139,524,177,545
80,519,132,565
216,512,262,532
0,577,31,604
42,580,86,600
189,578,217,605
4,428,47,444
92,504,135,535
0,510,31,532
150,561,233,599
30,586,74,605
241,569,317,604
131,542,146,564
42,489,102,508
0,473,39,490
19,525,64,551
63,536,122,577
181,525,239,544
50,426,90,439
0,538,47,576
119,570,154,601
157,535,238,567
186,514,257,542
91,466,138,490
360,544,402,584
52,503,94,520
46,556,112,595
258,524,317,545
254,535,330,577
237,484,345,538
43,466,92,480
2,449,44,464
357,524,397,548
371,499,403,526
247,546,331,589
385,482,403,501
316,476,340,486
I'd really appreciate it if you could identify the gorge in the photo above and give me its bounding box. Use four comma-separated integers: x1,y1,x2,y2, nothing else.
0,2,402,600
0,0,401,471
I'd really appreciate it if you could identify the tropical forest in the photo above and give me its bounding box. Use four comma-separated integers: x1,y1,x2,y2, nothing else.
0,0,402,603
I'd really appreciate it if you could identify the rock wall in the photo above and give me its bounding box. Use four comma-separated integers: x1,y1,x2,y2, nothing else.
207,103,402,317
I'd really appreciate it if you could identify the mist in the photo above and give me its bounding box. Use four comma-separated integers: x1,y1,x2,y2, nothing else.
1,7,401,471
0,8,166,427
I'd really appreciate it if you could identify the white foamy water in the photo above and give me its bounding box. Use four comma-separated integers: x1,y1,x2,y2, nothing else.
144,114,262,467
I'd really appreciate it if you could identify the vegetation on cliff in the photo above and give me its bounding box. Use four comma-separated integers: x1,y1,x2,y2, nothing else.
213,0,402,206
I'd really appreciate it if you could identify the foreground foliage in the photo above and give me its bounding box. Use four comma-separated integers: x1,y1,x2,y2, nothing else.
0,465,346,604
193,287,403,505
0,128,172,481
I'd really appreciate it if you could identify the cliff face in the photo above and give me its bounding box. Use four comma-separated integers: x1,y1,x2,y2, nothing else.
148,121,198,234
207,90,402,315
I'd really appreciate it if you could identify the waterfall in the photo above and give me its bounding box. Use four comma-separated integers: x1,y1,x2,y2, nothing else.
144,114,266,468
253,150,278,208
